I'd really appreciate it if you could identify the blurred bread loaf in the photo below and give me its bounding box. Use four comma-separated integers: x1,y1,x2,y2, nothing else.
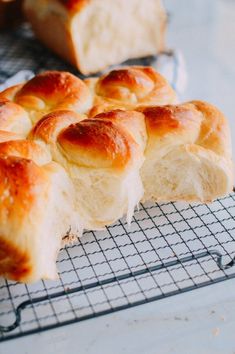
23,0,167,74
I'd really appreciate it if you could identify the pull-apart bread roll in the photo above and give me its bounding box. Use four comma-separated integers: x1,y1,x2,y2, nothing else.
0,98,31,137
31,110,146,229
0,155,80,282
0,101,81,282
24,0,167,74
86,66,178,117
0,71,92,123
138,101,234,202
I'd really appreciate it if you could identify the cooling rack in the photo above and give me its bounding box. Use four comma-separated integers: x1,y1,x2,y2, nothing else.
0,191,235,342
0,25,235,342
0,24,180,88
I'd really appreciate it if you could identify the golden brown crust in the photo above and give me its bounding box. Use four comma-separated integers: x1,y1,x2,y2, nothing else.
138,104,202,138
94,109,143,125
0,140,50,165
190,100,232,158
14,71,91,115
0,84,24,101
0,156,50,281
96,66,176,103
0,236,31,282
93,109,147,149
88,98,129,118
58,0,90,12
0,72,91,125
96,67,156,101
86,66,177,116
0,156,48,215
58,118,138,169
138,101,232,160
30,110,84,144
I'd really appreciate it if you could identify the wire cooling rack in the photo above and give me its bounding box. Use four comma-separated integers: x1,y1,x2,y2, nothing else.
0,25,235,342
0,191,235,342
0,24,181,89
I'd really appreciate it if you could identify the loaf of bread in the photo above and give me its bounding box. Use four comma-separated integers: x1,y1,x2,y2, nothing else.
0,67,233,282
23,0,167,74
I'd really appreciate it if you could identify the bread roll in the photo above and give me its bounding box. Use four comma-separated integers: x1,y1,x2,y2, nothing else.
86,66,178,117
24,0,167,74
0,71,92,123
0,98,31,135
0,153,81,282
0,98,82,282
31,109,146,229
138,101,234,202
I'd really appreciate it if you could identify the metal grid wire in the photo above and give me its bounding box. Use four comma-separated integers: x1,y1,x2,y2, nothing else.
0,25,235,342
0,24,177,85
0,24,80,81
0,192,235,342
0,24,148,79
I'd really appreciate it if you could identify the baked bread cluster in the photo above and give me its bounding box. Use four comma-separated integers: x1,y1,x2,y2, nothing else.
0,66,233,283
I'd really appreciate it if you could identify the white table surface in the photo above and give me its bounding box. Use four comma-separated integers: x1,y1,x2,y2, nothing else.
1,1,235,353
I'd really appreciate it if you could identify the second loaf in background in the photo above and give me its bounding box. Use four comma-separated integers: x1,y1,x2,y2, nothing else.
23,0,167,74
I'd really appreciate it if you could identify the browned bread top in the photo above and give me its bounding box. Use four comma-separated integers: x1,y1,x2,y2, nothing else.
86,66,177,117
0,71,92,122
30,110,83,144
138,101,232,159
58,0,89,12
